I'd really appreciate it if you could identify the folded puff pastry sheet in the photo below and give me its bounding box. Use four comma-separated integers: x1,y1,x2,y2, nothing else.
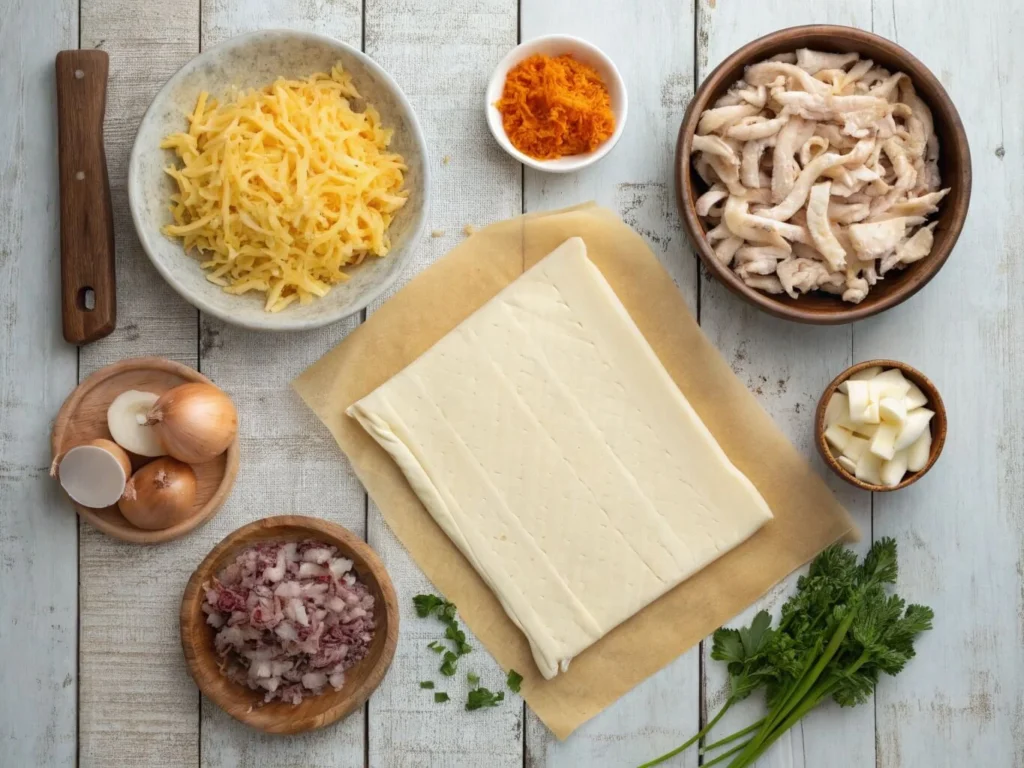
347,238,773,679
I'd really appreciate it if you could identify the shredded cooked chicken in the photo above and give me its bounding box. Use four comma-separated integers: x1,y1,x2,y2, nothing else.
203,540,376,707
691,48,950,303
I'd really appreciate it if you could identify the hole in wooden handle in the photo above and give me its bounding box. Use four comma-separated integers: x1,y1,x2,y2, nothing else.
77,287,96,311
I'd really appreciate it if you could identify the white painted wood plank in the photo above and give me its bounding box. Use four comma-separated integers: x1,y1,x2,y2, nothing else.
519,2,700,766
77,2,202,766
196,325,368,768
363,1,524,765
201,0,361,47
864,3,1023,765
695,3,875,767
196,5,367,765
0,2,79,766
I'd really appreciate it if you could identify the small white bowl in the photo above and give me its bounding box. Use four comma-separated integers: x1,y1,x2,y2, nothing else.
485,35,627,173
128,30,429,332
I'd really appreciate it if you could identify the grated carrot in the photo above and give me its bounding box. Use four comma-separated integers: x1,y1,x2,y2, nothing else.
497,54,615,160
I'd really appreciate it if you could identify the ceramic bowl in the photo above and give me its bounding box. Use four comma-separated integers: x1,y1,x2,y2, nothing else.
128,30,429,332
815,359,947,491
180,516,399,734
676,25,971,324
485,34,627,173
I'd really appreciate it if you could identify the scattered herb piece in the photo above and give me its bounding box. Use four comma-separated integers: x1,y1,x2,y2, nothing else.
467,672,480,685
445,624,472,655
419,681,435,689
413,594,454,619
640,539,933,768
414,593,473,677
506,669,523,693
434,692,450,703
466,687,504,711
440,651,459,677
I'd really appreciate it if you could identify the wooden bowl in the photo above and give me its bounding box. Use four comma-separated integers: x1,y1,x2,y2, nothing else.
676,25,972,324
51,357,239,544
815,359,947,491
180,516,399,734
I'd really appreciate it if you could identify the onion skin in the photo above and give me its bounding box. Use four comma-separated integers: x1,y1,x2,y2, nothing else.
118,458,197,530
146,383,238,464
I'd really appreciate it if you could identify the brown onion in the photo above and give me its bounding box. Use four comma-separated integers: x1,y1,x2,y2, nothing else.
118,457,197,530
145,382,237,463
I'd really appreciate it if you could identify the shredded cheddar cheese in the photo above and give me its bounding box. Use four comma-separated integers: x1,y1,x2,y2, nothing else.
160,65,408,312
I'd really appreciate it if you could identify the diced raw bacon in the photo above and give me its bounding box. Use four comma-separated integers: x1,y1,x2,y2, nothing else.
202,539,375,706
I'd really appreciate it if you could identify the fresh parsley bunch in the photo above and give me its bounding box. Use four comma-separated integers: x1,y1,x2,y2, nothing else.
641,539,933,768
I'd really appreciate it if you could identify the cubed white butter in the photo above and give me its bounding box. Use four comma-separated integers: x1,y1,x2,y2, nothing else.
870,379,911,402
856,451,884,485
881,451,909,487
906,429,932,472
904,382,929,410
872,368,910,389
840,366,888,395
894,408,935,452
852,421,879,438
870,423,899,460
846,380,870,420
824,424,854,452
844,435,870,463
837,455,858,475
861,400,880,425
879,397,907,426
824,393,850,428
849,365,884,381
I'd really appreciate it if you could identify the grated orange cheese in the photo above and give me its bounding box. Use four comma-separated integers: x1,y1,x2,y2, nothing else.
160,65,408,312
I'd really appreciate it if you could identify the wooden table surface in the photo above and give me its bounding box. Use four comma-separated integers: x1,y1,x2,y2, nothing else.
2,0,1021,766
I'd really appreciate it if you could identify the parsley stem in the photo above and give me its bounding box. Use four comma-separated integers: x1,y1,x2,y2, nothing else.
699,717,765,753
734,607,858,766
727,685,833,768
635,697,735,767
699,738,750,768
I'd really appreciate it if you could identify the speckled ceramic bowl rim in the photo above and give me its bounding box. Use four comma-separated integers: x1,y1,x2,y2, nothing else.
127,29,430,332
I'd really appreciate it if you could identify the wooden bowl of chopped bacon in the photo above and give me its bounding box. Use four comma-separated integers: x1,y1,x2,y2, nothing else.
180,515,399,734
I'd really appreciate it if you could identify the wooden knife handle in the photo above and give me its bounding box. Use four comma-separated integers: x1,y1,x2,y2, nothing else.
56,50,116,345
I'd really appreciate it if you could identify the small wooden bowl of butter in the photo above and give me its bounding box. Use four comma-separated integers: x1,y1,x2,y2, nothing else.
815,360,946,491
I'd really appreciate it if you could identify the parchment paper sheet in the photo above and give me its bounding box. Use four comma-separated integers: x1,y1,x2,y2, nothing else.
293,204,856,739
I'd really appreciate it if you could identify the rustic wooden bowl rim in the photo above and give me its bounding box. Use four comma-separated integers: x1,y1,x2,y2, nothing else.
180,515,399,735
675,24,972,325
815,359,947,492
50,356,239,544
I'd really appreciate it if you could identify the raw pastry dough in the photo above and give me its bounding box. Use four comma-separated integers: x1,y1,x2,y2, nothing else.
348,238,773,678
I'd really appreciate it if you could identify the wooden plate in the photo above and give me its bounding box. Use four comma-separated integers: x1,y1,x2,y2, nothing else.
676,25,972,324
51,357,239,543
180,516,399,734
814,359,947,491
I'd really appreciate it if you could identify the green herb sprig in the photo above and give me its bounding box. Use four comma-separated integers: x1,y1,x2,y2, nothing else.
640,539,933,768
466,687,504,710
414,594,473,677
506,669,523,693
